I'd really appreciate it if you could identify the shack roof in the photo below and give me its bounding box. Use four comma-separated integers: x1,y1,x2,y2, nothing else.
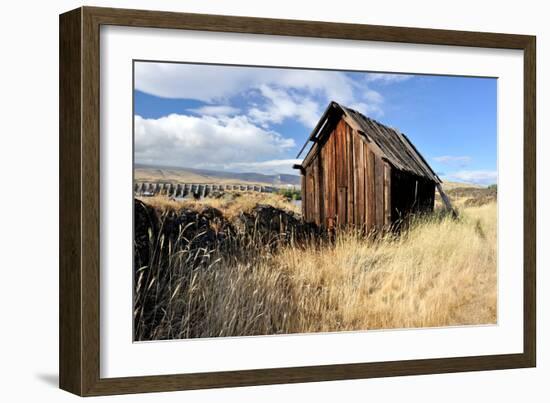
296,101,441,183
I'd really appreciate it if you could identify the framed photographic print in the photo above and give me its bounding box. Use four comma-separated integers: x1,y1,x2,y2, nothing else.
59,6,536,396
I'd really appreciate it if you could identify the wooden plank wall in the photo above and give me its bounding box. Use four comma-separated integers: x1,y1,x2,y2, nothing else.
302,117,432,233
354,130,366,229
316,155,324,225
304,155,319,225
333,119,366,229
374,156,385,229
366,149,375,230
335,120,348,224
383,164,392,227
351,129,358,226
320,121,334,229
301,173,306,219
312,159,318,223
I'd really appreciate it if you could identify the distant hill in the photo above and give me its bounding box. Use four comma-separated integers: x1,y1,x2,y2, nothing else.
134,164,301,187
436,181,496,208
441,181,485,191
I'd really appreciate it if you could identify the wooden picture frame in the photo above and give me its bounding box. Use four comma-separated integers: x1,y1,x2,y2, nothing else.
59,6,536,396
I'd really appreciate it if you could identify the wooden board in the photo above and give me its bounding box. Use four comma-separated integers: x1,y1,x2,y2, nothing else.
384,163,392,227
353,132,365,227
375,156,385,228
305,166,313,222
312,159,319,224
325,139,331,227
337,187,347,225
335,121,346,226
328,131,337,228
366,149,376,230
346,124,355,226
335,120,348,187
301,173,306,220
316,153,324,226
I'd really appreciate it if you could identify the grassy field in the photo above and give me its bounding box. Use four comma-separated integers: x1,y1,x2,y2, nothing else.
134,184,497,340
140,191,301,218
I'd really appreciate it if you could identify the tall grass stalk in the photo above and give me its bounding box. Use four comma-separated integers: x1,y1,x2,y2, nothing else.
134,198,496,340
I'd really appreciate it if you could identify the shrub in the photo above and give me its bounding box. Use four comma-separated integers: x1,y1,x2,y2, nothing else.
277,187,301,201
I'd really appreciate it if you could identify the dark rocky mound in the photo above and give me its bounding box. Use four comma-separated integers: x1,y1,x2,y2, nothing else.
133,199,321,340
134,199,320,271
233,204,320,245
134,199,234,340
134,199,158,272
134,199,233,272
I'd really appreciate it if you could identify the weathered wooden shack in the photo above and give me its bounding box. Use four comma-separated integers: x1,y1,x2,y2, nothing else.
293,101,453,231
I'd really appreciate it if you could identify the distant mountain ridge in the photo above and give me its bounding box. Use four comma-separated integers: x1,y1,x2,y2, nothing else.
134,163,301,187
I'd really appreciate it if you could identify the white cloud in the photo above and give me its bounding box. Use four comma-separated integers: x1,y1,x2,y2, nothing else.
445,170,497,185
365,73,414,83
433,155,472,167
248,85,321,127
135,63,254,102
188,105,240,116
135,63,356,103
363,89,384,104
276,70,356,104
134,114,295,171
135,62,387,124
349,102,384,118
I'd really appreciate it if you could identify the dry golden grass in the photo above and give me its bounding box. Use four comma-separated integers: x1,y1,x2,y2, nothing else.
440,180,483,190
134,195,496,340
137,191,301,218
276,202,496,332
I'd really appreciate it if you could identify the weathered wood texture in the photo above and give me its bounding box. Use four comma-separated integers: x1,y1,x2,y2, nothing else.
301,113,436,232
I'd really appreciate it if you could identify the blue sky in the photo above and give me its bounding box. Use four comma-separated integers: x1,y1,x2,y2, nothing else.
134,62,497,185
